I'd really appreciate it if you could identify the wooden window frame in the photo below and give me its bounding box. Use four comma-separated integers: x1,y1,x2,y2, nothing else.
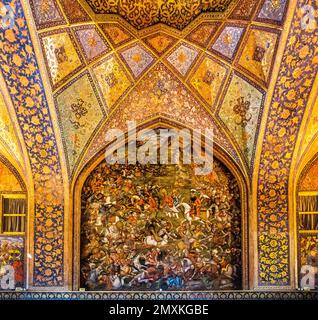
0,193,27,236
297,192,318,233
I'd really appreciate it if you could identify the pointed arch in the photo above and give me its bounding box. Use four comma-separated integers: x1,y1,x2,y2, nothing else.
72,118,250,290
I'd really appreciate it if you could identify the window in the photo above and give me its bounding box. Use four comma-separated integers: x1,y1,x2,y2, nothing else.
0,194,27,235
298,192,318,233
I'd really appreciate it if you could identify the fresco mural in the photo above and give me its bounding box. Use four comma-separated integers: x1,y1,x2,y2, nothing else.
299,235,318,288
0,237,24,290
80,158,242,290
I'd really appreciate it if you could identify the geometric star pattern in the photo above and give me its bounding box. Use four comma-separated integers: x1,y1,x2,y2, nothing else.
92,55,133,110
84,0,234,30
73,25,111,64
40,29,84,89
256,0,288,25
189,55,229,110
142,32,177,56
237,27,279,86
210,25,246,61
230,0,259,20
29,0,66,29
59,0,91,24
27,0,290,178
99,23,134,48
185,22,221,48
166,43,200,78
28,0,290,178
82,63,239,167
119,44,155,79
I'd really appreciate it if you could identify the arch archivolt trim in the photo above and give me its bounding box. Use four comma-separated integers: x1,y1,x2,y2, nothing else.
289,73,318,288
20,0,72,289
292,135,318,286
0,72,34,290
0,153,27,192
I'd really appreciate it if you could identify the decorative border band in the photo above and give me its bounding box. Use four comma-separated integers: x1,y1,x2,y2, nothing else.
0,291,316,300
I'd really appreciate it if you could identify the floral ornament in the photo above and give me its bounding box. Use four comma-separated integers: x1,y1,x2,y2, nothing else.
85,0,232,30
233,97,252,127
152,80,168,98
0,0,64,286
202,70,215,85
69,98,91,129
257,0,318,286
42,36,59,82
34,174,64,207
102,72,118,88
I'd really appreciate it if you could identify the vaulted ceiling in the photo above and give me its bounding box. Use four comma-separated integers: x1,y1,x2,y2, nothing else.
84,0,234,29
0,0,316,183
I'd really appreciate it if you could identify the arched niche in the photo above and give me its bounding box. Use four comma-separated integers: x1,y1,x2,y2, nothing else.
0,154,27,290
297,153,318,289
73,121,249,291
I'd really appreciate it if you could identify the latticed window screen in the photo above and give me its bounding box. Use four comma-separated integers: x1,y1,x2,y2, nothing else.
0,195,27,235
298,194,318,232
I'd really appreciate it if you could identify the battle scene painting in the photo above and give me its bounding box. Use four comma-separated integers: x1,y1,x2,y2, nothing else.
0,237,24,290
80,158,242,290
299,235,318,287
